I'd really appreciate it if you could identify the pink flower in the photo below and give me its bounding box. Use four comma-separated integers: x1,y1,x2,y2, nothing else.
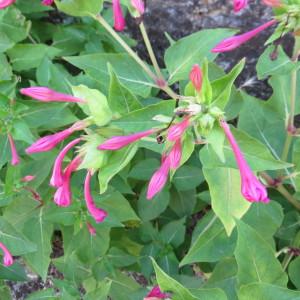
233,0,248,12
98,129,155,150
168,140,182,170
211,19,277,53
189,65,203,92
0,0,15,9
84,170,107,223
87,222,97,236
262,0,281,6
21,175,36,182
41,0,54,5
113,0,125,32
0,242,13,267
144,286,169,300
220,120,269,203
20,87,84,103
50,138,81,188
167,117,190,142
7,133,20,166
147,157,171,200
26,121,85,154
131,0,145,15
54,156,81,207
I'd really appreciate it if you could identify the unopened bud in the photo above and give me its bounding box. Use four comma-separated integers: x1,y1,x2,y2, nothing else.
189,65,203,92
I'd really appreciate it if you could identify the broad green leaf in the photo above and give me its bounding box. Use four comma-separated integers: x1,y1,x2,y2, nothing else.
0,134,10,168
212,59,245,109
203,168,251,235
129,158,160,180
0,217,36,255
107,247,136,267
0,262,27,281
160,218,186,248
235,220,288,287
256,45,296,79
289,256,300,289
165,29,236,84
55,0,103,16
0,54,12,80
292,139,300,191
180,212,236,265
206,125,225,162
44,203,79,226
108,65,142,116
238,283,300,300
65,53,154,97
98,144,138,193
138,188,170,221
151,258,199,300
25,288,57,300
7,44,61,71
23,208,53,280
200,126,290,171
169,188,196,217
72,84,112,126
0,285,12,300
113,100,175,132
189,288,228,300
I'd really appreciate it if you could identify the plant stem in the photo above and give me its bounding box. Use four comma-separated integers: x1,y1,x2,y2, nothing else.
139,22,164,79
282,251,293,271
281,134,293,162
276,184,300,211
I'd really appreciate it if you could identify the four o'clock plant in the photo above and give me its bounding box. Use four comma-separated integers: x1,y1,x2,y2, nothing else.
0,0,300,298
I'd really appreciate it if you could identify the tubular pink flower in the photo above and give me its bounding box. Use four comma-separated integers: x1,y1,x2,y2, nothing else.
7,133,20,166
131,0,145,15
42,0,54,5
50,138,82,188
262,0,281,6
84,171,107,223
212,19,277,53
189,65,203,92
144,286,169,300
26,121,85,154
0,0,15,9
167,117,190,142
147,157,171,200
54,156,81,207
220,120,269,203
98,129,155,150
169,140,182,170
20,87,84,103
0,242,13,267
87,222,97,236
113,0,125,32
233,0,248,12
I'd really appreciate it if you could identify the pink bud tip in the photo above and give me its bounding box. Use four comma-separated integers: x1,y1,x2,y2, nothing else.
145,285,170,299
98,129,155,151
87,222,97,236
21,175,36,182
189,64,203,92
262,0,281,7
167,117,190,142
0,0,15,9
147,158,170,200
233,0,248,12
20,87,85,103
42,0,54,5
220,120,270,203
7,134,20,166
131,0,145,15
211,19,277,53
0,242,13,267
169,140,182,170
84,171,107,223
113,0,126,32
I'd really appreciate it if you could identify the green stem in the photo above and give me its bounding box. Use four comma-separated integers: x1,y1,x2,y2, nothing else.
282,251,293,271
139,22,164,79
281,134,293,162
276,184,300,211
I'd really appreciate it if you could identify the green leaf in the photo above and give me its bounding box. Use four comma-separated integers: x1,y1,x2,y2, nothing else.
212,58,245,109
7,44,61,71
23,208,53,280
108,65,142,116
72,84,112,126
169,188,196,217
180,212,236,266
113,100,175,132
203,168,251,235
138,188,170,221
0,54,12,80
107,247,136,267
98,144,138,193
0,217,36,255
165,28,236,84
189,288,228,300
235,220,288,287
289,256,300,289
65,53,154,97
55,0,103,16
151,258,199,300
129,158,160,180
160,218,186,248
25,288,57,300
292,139,300,191
238,283,300,300
206,125,225,162
0,262,27,281
256,45,296,79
